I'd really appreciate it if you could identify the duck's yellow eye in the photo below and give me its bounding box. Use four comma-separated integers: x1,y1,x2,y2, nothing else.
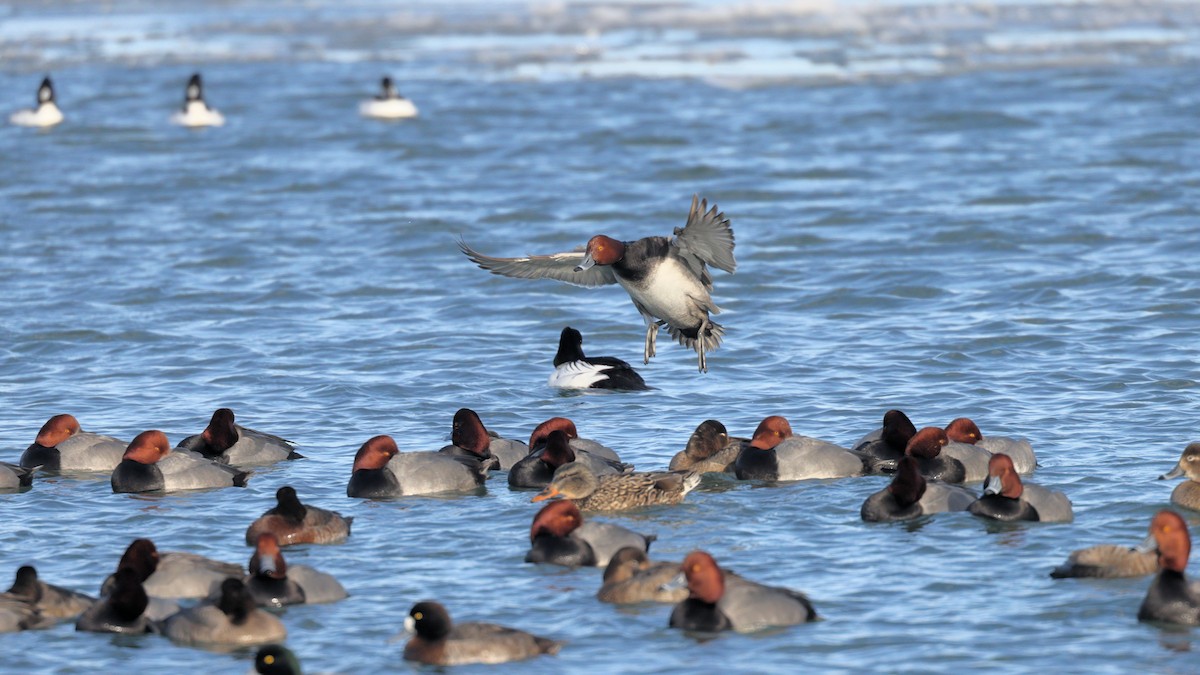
414,612,423,620
264,656,275,665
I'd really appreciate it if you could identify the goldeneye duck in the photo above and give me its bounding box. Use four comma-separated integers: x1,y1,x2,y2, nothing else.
548,326,647,390
461,195,735,372
360,76,418,119
171,73,224,127
10,76,63,128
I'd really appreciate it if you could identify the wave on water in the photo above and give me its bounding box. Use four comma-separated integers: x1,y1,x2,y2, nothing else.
2,0,1199,84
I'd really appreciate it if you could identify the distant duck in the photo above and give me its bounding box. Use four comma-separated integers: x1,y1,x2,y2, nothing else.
667,550,816,633
359,76,418,119
101,538,242,603
1050,541,1158,580
402,600,561,666
245,486,352,546
4,566,94,620
110,430,249,493
860,456,976,522
668,419,745,474
548,327,647,391
171,73,224,127
597,547,687,604
75,568,152,635
944,417,1035,476
734,416,863,482
461,195,735,372
243,533,347,607
851,409,917,473
1136,510,1200,625
967,453,1073,523
10,76,63,128
21,413,126,473
176,408,301,467
525,500,654,568
901,427,967,484
346,435,488,498
162,578,287,648
1159,442,1200,511
532,460,699,512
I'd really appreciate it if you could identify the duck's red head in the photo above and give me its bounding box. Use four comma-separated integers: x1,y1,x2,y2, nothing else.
681,550,725,604
905,428,948,459
1147,510,1191,573
35,414,81,447
529,500,583,542
122,431,171,465
250,533,287,579
201,408,239,452
583,235,625,266
352,435,399,472
881,410,917,449
945,418,983,445
984,453,1022,498
451,408,490,457
529,417,578,449
749,416,793,450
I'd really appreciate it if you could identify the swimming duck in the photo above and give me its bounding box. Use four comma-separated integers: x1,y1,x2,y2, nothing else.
1159,443,1200,511
4,566,94,619
945,417,1037,474
102,538,242,602
177,408,300,467
20,413,127,473
75,567,152,634
668,420,745,473
111,430,249,493
668,550,816,633
1137,510,1200,625
359,76,419,119
597,547,686,604
245,486,353,546
245,534,305,608
533,461,699,512
1049,543,1158,579
509,429,629,489
901,428,967,483
403,600,561,666
734,416,863,481
460,195,735,372
171,73,224,127
529,416,622,461
968,453,1073,523
0,462,33,491
346,435,487,498
525,500,655,567
437,408,503,471
256,645,302,675
851,410,917,473
860,456,977,522
10,76,63,128
163,578,287,648
548,326,648,390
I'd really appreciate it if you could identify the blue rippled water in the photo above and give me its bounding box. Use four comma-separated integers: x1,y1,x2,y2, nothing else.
3,1,1200,672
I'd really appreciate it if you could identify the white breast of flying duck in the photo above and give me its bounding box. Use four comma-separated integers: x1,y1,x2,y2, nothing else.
548,361,611,389
618,256,713,324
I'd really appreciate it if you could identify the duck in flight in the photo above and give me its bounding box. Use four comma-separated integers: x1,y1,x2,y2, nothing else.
459,195,735,372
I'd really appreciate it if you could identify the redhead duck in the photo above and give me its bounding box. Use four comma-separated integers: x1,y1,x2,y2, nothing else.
245,534,305,607
163,578,287,648
509,429,628,489
525,500,654,567
111,431,249,493
597,547,686,604
256,645,302,675
5,566,94,619
436,408,502,471
529,417,622,462
946,417,1037,474
171,73,224,127
1159,443,1200,511
461,195,735,372
548,326,648,391
403,600,562,665
899,428,966,483
851,409,917,473
860,456,976,522
244,533,347,606
245,486,352,546
1137,510,1200,625
20,414,126,473
533,461,699,512
177,408,300,467
10,76,63,128
1050,544,1158,579
968,453,1073,523
669,420,746,474
360,76,418,119
0,462,33,491
102,538,242,603
75,567,152,634
734,416,863,481
346,435,487,498
668,550,816,633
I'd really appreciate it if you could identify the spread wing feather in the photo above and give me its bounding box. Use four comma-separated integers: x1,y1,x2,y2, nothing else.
458,238,617,288
672,195,736,275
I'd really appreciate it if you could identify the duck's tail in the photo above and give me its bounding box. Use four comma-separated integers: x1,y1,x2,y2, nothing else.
663,319,724,357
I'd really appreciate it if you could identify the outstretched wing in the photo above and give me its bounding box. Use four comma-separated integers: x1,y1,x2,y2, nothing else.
458,238,617,288
673,194,736,274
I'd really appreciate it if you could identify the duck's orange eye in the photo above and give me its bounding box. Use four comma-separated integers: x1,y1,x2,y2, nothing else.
264,656,275,665
414,612,423,620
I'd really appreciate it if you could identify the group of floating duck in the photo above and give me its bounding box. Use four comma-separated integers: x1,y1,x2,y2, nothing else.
4,401,1199,669
7,73,419,129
